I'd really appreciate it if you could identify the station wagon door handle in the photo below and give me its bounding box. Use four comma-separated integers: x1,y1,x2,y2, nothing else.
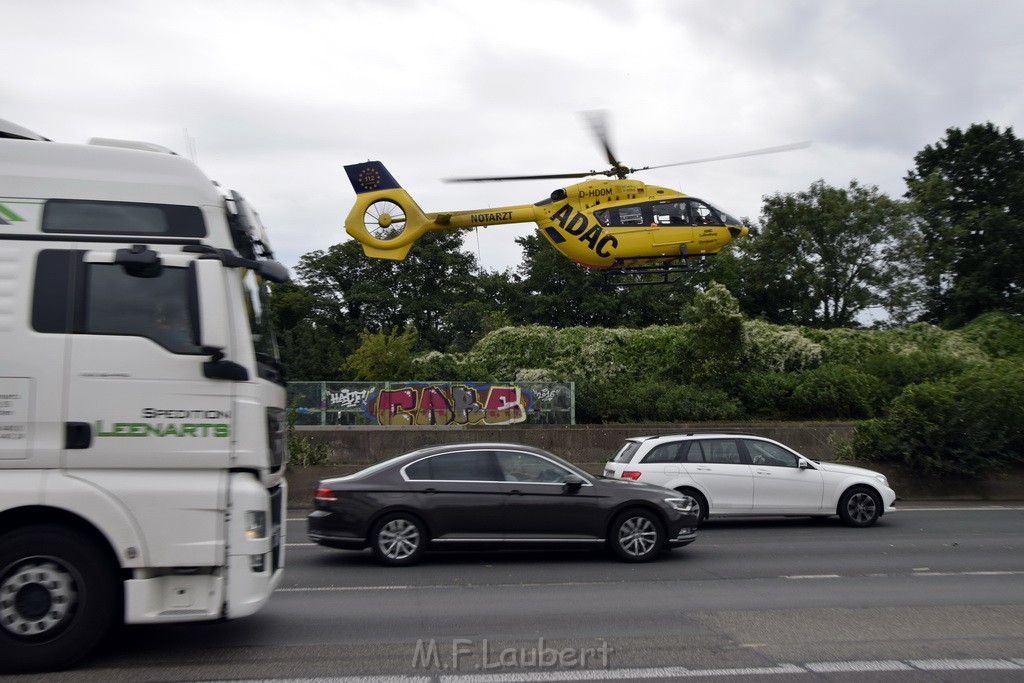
423,487,439,495
694,466,712,472
754,469,772,476
507,489,525,496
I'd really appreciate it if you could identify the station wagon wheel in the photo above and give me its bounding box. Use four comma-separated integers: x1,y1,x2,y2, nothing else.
371,513,426,566
838,487,881,527
609,509,663,563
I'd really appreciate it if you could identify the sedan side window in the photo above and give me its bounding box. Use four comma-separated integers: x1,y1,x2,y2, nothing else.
405,451,499,481
696,439,742,464
496,451,571,483
745,440,800,467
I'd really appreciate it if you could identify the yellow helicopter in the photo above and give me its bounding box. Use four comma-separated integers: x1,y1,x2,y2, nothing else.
343,113,809,282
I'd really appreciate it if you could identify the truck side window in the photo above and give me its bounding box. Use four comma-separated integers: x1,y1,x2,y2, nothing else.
42,199,206,237
84,263,202,354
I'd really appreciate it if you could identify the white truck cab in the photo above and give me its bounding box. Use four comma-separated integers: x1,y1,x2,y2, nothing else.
0,120,289,672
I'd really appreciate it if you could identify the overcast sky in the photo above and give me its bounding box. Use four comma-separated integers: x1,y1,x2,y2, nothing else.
5,0,1022,277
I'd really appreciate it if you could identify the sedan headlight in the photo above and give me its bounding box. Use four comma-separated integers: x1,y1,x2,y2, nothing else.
874,473,889,487
664,497,696,513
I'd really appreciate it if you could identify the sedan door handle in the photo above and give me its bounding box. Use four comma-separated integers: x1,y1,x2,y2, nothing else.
755,469,772,476
507,489,525,496
423,488,439,495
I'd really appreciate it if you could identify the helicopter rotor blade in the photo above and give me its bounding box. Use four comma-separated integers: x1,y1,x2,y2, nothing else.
583,109,622,169
444,170,600,183
643,141,813,171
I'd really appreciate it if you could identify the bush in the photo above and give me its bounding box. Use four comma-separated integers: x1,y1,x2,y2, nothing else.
957,311,1024,358
597,380,743,423
787,364,883,419
861,350,968,402
286,404,332,467
743,320,823,373
841,360,1024,477
734,371,800,418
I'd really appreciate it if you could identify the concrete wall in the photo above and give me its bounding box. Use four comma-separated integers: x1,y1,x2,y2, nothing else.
286,423,1024,509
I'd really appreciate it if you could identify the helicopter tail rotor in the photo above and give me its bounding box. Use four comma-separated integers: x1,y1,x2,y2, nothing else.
343,161,433,260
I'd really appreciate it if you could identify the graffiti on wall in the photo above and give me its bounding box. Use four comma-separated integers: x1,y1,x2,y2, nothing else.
364,383,533,426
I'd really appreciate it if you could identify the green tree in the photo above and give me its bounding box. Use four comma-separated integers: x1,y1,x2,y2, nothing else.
735,180,918,327
293,231,497,356
268,280,348,380
684,282,744,384
344,326,418,380
510,233,694,327
904,123,1024,327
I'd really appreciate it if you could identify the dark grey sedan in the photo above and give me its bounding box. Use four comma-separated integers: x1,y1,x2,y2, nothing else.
307,443,699,565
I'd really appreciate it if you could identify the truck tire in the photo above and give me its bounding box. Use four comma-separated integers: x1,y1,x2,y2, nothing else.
0,525,117,673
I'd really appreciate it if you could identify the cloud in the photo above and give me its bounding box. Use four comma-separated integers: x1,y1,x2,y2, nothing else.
4,0,1022,275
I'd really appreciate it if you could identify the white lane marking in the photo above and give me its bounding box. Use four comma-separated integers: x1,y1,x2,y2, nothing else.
806,660,913,672
781,574,840,580
910,658,1023,670
200,657,1024,682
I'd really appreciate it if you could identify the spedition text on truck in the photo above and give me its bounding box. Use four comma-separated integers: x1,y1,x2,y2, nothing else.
0,119,290,673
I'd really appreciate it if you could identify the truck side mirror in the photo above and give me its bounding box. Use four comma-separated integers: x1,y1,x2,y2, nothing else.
191,259,231,353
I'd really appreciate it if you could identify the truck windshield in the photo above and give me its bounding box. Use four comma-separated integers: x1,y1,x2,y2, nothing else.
241,269,284,383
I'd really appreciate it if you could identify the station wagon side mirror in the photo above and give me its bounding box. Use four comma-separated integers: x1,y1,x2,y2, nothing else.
563,475,584,493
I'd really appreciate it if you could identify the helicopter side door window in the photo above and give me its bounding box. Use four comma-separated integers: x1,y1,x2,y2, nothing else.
615,206,645,226
652,202,691,226
595,206,647,226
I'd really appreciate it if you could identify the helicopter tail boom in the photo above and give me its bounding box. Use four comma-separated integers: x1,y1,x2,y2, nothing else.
344,161,539,261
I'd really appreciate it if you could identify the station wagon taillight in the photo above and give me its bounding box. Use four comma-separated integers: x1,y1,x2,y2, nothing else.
620,471,642,480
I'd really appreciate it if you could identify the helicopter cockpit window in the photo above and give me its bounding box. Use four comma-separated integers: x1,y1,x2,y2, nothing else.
707,202,741,226
688,199,723,226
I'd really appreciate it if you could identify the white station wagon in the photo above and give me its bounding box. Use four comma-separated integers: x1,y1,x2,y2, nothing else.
603,433,897,527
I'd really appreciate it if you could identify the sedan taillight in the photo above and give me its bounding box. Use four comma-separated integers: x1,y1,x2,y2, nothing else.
621,471,642,480
315,487,337,502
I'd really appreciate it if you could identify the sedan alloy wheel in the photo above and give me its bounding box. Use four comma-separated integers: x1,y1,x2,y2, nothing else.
610,510,662,563
372,514,426,566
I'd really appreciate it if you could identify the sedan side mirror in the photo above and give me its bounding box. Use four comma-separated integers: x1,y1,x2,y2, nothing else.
563,475,584,493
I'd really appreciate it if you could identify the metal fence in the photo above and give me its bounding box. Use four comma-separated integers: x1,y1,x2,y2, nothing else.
287,381,575,426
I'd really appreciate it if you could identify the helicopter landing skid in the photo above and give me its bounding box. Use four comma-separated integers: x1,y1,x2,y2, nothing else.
601,259,705,287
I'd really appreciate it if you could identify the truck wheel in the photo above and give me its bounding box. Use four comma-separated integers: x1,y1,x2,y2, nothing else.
0,525,117,673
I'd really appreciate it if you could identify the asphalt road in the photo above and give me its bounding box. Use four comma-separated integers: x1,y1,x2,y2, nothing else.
17,504,1024,683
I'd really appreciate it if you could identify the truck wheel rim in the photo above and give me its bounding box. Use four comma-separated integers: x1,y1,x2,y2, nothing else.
0,558,77,637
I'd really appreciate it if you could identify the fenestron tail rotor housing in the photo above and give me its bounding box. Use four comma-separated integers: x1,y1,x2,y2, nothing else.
363,200,407,242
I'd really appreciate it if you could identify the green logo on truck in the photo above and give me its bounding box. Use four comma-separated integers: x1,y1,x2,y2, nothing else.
95,421,230,438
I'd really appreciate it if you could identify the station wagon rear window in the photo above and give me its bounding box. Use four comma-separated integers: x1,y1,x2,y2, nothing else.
42,199,206,237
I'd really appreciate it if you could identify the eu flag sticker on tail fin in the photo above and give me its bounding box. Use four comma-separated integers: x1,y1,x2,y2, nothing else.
345,161,401,194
